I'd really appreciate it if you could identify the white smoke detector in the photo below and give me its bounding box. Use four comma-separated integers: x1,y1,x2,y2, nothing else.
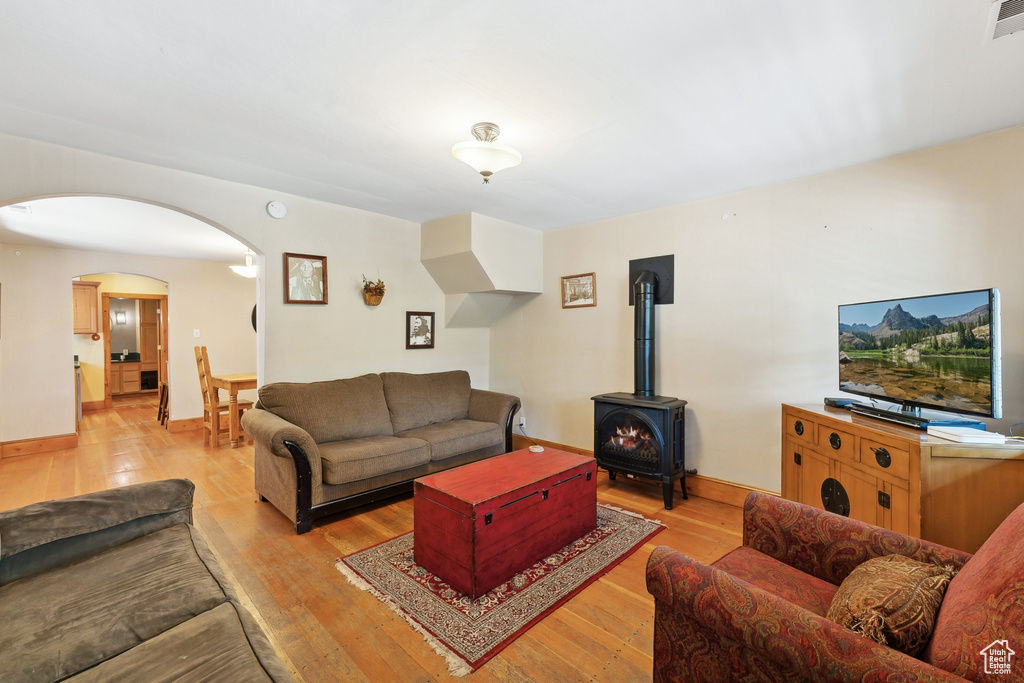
266,201,287,219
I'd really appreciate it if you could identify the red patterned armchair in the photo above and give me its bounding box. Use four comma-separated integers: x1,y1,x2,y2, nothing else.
646,491,1024,682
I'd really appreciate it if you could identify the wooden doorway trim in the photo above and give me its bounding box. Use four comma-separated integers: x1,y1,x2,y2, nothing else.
102,292,169,408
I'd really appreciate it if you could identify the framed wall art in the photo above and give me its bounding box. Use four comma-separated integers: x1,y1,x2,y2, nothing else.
284,253,327,304
561,272,596,308
406,311,435,349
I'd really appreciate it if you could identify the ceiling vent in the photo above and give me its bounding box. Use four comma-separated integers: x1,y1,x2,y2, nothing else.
993,0,1024,39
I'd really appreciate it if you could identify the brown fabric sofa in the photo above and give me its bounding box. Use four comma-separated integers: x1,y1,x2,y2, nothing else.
242,370,521,534
0,479,293,683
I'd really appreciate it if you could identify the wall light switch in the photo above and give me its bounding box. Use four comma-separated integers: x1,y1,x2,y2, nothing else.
193,329,201,338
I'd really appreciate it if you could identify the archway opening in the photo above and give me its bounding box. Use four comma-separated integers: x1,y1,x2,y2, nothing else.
1,194,260,444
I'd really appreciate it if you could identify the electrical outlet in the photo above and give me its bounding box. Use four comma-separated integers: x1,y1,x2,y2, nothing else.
519,415,526,428
193,329,200,338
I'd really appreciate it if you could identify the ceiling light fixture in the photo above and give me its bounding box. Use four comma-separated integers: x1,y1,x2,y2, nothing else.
230,250,258,278
451,122,521,183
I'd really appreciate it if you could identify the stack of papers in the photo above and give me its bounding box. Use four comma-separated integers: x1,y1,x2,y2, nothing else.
926,425,1006,444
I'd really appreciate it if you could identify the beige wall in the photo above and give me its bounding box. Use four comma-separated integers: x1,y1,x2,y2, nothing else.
0,134,490,443
2,246,257,440
73,273,169,404
491,126,1024,493
4,127,1022,497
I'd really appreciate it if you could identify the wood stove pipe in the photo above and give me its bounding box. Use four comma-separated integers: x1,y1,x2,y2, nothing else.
633,270,657,397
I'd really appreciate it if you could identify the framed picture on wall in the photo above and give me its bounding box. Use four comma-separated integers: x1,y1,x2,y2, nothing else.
561,272,596,308
284,253,328,304
406,311,435,349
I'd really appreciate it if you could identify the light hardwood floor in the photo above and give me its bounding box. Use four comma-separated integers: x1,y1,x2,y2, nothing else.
0,395,743,682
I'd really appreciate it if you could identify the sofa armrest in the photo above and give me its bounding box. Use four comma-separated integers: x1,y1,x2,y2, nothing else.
0,479,195,586
468,388,520,452
243,408,321,462
468,388,521,425
741,491,972,585
645,546,965,682
469,389,521,451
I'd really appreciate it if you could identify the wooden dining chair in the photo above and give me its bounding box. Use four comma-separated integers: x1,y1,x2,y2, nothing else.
156,380,169,428
194,345,253,447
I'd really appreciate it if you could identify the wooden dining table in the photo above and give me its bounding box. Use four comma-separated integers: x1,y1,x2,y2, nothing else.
210,372,257,448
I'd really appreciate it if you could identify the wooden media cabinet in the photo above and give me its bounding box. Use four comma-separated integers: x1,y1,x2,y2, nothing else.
781,403,1024,553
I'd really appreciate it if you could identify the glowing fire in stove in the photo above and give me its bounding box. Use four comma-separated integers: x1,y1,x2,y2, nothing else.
611,425,652,451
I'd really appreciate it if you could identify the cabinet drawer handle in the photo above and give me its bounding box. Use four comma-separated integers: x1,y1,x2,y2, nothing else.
828,432,842,450
872,447,891,468
794,420,804,436
820,477,850,517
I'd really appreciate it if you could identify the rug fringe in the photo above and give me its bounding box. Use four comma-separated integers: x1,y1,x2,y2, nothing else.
598,502,663,527
335,559,473,677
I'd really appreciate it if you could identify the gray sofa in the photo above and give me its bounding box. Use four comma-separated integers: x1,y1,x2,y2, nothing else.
0,479,292,683
242,370,520,534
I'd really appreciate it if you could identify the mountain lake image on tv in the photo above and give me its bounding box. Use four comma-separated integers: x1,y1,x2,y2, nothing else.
838,289,1001,418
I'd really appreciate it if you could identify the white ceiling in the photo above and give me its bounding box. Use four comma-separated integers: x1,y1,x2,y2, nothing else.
0,197,250,262
1,1,1023,260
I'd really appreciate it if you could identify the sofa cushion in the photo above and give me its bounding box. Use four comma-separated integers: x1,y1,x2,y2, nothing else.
395,419,503,461
67,602,278,682
380,370,472,433
0,524,228,681
826,554,954,656
923,501,1024,677
258,374,393,443
713,546,838,617
0,479,194,586
319,436,431,485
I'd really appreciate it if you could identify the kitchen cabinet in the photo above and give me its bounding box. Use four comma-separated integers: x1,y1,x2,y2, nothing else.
139,299,160,364
110,362,150,395
110,364,121,395
121,365,141,392
140,323,159,363
140,298,159,325
72,281,100,334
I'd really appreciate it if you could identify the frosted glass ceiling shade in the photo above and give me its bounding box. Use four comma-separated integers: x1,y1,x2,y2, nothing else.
230,250,258,278
451,122,521,183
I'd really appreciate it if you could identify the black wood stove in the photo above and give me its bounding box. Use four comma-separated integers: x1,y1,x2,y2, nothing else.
592,269,687,509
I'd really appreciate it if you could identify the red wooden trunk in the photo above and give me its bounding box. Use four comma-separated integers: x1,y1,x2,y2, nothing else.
413,448,597,599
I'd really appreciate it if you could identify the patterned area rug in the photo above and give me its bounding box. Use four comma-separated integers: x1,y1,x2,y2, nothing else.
337,504,664,676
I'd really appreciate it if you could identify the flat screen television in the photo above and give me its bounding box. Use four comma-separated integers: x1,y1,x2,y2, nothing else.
838,288,1002,419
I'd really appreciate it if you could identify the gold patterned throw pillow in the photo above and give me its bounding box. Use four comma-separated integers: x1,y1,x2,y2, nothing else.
826,554,956,656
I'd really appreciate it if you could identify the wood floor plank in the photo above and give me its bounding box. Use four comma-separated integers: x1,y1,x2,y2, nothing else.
539,604,653,675
500,631,599,683
0,451,55,509
526,616,650,682
558,581,655,658
43,449,79,501
0,393,745,681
